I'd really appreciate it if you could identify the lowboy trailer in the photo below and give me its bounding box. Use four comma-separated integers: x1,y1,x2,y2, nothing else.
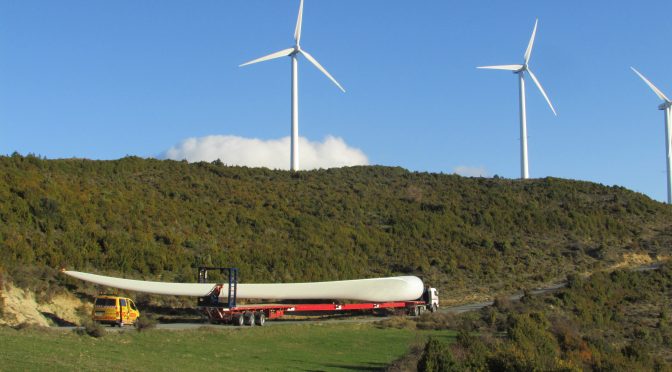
195,267,440,326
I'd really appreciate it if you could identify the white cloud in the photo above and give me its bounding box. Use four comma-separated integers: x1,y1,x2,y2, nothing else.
163,135,369,170
453,166,489,178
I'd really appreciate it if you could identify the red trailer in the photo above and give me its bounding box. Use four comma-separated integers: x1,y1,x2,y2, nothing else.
195,267,440,326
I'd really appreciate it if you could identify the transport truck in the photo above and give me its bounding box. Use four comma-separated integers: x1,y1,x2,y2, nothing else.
195,267,440,326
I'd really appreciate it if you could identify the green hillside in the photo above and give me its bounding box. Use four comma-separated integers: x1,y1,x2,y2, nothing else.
400,261,672,370
1,154,671,301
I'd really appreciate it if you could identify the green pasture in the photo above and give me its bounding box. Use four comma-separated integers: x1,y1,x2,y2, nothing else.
0,323,456,371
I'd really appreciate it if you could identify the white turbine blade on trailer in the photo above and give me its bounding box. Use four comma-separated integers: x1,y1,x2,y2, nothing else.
300,49,346,92
524,19,539,65
477,64,524,71
239,48,295,67
294,0,305,44
527,68,557,116
62,270,424,302
63,270,217,297
631,67,670,103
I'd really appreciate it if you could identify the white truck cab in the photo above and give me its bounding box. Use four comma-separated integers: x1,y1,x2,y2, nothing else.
427,287,439,312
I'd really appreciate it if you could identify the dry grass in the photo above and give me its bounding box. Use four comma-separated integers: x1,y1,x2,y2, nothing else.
375,316,417,330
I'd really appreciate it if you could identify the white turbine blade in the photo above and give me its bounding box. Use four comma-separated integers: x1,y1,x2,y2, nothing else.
527,68,557,116
524,19,539,64
631,67,670,102
239,48,295,67
477,65,523,71
294,0,304,44
300,49,346,92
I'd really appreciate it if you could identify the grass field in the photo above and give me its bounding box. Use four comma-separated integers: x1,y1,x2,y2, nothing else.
0,323,456,371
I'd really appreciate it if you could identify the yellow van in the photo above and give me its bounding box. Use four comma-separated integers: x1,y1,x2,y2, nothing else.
92,295,140,327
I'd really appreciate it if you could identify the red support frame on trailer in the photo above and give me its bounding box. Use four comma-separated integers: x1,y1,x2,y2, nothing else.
194,267,437,325
197,301,427,324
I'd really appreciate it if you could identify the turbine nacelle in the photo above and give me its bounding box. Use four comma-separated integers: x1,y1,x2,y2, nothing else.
239,0,345,92
477,19,556,116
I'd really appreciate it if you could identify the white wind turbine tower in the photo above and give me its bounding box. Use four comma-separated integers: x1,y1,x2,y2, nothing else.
240,0,345,172
631,67,672,204
478,19,557,179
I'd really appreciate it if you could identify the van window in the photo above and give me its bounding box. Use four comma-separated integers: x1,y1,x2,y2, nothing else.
120,299,127,307
129,301,137,311
95,298,116,307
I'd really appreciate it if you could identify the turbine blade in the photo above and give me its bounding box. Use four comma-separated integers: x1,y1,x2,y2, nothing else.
527,68,557,116
524,19,539,64
300,49,346,92
477,65,524,71
631,67,670,102
239,48,295,67
294,0,304,44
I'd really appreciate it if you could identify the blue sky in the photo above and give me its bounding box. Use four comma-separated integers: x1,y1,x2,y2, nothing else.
1,0,671,202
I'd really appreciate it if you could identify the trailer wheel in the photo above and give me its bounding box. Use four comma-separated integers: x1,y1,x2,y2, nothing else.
254,312,266,326
232,314,244,326
244,312,255,327
409,306,420,317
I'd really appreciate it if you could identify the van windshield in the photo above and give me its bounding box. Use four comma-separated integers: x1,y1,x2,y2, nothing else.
94,298,116,307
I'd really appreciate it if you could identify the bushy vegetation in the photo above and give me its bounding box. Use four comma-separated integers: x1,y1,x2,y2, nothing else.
134,314,157,332
408,262,672,371
0,265,5,318
0,154,671,302
76,319,106,338
417,338,457,371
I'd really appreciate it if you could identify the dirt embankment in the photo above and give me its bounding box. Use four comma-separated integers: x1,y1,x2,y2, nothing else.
0,283,87,327
609,252,670,270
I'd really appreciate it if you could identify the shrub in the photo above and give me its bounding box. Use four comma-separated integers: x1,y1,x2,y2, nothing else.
374,316,416,330
386,343,424,372
416,312,458,330
76,319,106,338
417,338,457,372
134,315,157,332
493,296,512,312
0,267,5,318
12,322,51,332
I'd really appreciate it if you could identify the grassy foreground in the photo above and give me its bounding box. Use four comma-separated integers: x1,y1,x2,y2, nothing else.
0,323,455,371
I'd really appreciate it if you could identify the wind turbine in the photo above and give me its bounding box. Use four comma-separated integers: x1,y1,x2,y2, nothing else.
240,0,345,172
631,67,672,204
478,19,557,179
